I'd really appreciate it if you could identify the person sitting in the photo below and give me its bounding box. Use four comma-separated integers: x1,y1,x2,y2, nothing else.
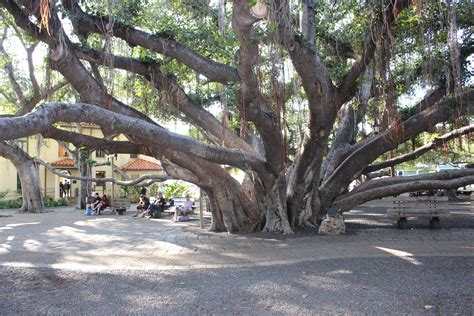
91,193,102,215
172,195,193,222
95,194,111,215
134,194,150,217
148,192,166,218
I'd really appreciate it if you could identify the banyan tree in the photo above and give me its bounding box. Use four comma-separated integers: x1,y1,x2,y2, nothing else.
0,0,472,233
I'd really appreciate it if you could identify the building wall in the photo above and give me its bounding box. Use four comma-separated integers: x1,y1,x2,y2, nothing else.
0,156,20,199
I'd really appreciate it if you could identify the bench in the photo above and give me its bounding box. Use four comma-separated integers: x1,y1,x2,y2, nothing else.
386,196,450,229
111,198,131,215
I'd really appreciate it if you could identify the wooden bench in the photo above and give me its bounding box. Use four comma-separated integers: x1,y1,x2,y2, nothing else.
111,198,131,215
386,196,450,229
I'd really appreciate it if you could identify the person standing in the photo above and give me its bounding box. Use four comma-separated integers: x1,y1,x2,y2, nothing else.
59,181,64,198
64,181,71,197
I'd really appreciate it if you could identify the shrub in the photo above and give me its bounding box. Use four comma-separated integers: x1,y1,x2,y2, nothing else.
148,183,159,197
54,198,69,207
163,182,189,199
0,197,69,209
119,186,141,203
0,199,22,209
44,198,70,207
0,190,10,199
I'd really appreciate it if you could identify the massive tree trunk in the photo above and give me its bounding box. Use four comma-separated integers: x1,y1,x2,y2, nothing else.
0,142,44,213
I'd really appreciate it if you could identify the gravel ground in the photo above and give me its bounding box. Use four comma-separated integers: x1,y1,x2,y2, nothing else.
1,256,472,315
1,201,472,315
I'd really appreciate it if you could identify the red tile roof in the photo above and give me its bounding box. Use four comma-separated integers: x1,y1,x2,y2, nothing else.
51,157,76,168
120,158,163,171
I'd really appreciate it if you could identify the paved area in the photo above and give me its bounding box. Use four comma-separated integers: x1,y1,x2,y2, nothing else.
0,204,473,314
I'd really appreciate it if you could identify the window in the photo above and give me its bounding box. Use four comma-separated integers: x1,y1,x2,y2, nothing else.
95,171,106,189
96,150,105,158
130,154,138,158
58,143,69,157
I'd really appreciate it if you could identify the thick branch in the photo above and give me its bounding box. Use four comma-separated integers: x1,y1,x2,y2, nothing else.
321,90,474,198
271,0,337,189
3,0,155,125
352,169,474,196
0,102,268,172
26,44,40,97
15,81,68,116
232,0,285,171
336,0,412,107
0,0,50,44
35,158,171,186
364,125,474,173
333,171,474,211
74,46,255,154
42,127,149,155
62,0,239,84
273,0,334,105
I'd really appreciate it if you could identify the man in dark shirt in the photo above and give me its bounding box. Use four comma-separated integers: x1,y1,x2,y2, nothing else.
156,192,166,211
64,181,71,197
92,193,102,215
148,192,166,218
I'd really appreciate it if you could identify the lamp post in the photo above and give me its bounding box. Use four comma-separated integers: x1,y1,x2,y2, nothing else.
107,154,115,202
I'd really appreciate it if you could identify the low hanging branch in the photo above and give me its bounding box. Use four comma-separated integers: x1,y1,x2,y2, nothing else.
0,102,268,173
333,170,474,211
364,125,474,174
350,169,474,196
320,90,474,196
35,158,172,186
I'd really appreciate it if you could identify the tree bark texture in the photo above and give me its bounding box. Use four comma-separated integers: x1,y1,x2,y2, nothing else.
0,142,44,213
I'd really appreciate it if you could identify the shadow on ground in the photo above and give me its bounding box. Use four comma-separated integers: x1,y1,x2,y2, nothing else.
1,256,472,315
